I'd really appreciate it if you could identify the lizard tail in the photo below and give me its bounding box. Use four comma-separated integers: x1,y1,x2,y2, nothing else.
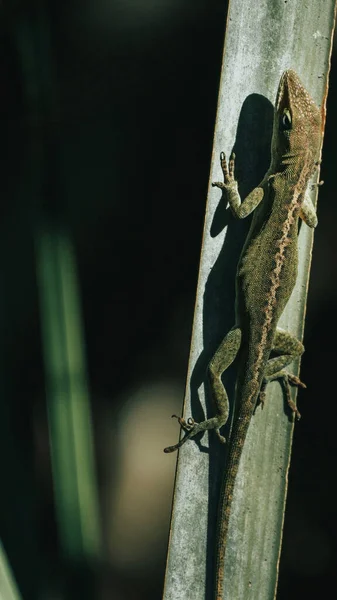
214,385,259,600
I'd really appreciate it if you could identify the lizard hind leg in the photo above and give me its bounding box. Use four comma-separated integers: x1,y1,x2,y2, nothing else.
163,326,242,453
260,328,305,419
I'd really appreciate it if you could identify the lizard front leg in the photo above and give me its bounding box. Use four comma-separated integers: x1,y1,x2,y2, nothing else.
259,328,306,419
212,152,265,218
164,327,242,453
299,188,318,228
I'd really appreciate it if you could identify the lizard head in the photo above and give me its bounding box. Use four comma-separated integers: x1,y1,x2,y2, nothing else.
271,69,322,176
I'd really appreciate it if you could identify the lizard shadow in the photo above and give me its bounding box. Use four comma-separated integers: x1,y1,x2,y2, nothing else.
187,92,274,598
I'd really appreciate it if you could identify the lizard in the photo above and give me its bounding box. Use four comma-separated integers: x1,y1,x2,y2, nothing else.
164,69,323,599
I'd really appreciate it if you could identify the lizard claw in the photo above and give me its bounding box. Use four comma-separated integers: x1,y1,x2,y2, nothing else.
311,180,324,189
287,374,306,389
212,151,236,189
287,400,301,421
259,390,266,409
212,181,227,190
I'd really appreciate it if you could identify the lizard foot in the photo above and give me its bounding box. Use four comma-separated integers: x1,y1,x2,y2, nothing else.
258,381,267,410
260,371,304,419
164,415,199,453
280,374,303,420
171,414,195,432
215,428,226,444
164,414,227,452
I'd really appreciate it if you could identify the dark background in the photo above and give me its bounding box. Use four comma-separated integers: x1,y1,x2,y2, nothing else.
1,1,336,599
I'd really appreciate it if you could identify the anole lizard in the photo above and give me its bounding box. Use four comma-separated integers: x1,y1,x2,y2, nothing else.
164,70,323,599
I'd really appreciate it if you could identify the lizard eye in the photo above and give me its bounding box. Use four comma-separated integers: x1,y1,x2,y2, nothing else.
281,108,292,131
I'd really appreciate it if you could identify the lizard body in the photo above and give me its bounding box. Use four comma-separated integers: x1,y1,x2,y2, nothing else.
164,70,322,599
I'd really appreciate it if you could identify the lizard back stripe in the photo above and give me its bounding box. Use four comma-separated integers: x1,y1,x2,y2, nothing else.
249,178,304,401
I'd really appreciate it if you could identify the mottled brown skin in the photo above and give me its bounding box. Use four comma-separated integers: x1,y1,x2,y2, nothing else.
164,70,322,600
